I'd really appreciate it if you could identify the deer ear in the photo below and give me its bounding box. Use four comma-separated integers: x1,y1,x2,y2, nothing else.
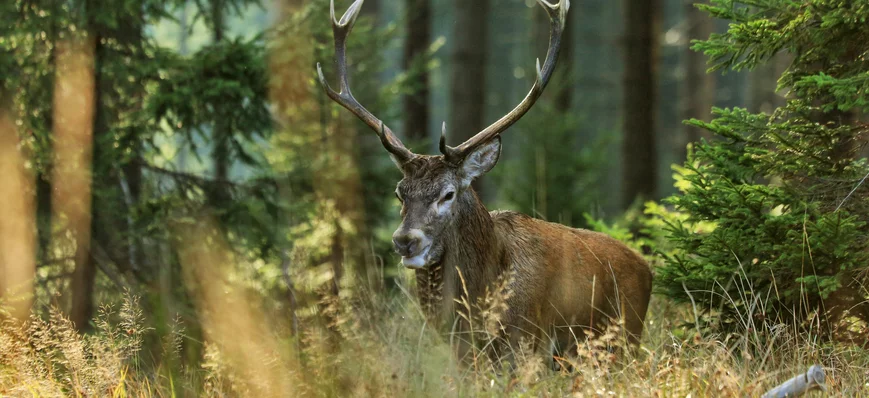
460,137,501,185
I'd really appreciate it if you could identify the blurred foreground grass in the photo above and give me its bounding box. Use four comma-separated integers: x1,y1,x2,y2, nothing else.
1,291,867,397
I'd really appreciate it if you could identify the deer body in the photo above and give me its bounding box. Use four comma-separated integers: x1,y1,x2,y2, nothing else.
493,211,651,347
318,0,652,359
407,157,651,352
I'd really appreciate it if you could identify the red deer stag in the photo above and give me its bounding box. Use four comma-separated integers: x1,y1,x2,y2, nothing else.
317,0,652,361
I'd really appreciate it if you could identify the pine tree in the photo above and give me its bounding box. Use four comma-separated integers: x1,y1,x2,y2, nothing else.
656,0,869,336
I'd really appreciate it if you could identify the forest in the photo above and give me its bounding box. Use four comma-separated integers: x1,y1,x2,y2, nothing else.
1,0,868,396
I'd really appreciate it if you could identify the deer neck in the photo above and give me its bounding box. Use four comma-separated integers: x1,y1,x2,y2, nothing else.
415,188,507,323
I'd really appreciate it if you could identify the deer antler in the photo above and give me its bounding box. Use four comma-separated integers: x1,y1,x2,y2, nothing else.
441,0,569,163
317,0,416,163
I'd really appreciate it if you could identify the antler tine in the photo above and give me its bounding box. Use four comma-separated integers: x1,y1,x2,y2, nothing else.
317,0,415,163
439,122,455,158
441,0,569,162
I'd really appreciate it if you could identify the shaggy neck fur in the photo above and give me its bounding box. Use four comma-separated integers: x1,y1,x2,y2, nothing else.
415,188,507,325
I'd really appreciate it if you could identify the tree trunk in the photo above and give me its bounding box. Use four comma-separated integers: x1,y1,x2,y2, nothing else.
361,0,379,19
621,0,660,208
574,0,622,215
554,20,573,114
114,6,146,279
0,87,37,323
403,0,431,143
449,0,489,198
53,35,97,332
211,0,231,206
211,0,225,46
80,34,113,333
682,0,715,148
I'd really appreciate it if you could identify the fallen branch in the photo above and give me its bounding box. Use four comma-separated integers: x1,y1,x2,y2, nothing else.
762,364,826,398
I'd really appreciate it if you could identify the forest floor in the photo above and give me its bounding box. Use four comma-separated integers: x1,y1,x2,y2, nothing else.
1,294,867,397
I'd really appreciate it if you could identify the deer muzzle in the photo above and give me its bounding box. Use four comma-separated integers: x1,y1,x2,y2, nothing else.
392,228,431,269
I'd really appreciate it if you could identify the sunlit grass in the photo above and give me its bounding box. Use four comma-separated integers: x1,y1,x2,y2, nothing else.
2,281,867,396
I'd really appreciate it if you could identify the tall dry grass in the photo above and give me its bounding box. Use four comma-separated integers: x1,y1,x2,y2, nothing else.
1,275,867,397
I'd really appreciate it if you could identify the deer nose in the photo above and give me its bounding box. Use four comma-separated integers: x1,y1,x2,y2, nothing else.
392,229,424,257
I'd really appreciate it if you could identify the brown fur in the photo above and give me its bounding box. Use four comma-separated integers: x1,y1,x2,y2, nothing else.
397,156,653,360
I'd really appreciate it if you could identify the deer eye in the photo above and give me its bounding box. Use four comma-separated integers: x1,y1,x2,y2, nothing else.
442,191,455,202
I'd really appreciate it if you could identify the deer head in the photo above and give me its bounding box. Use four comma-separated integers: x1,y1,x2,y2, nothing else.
317,0,569,268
